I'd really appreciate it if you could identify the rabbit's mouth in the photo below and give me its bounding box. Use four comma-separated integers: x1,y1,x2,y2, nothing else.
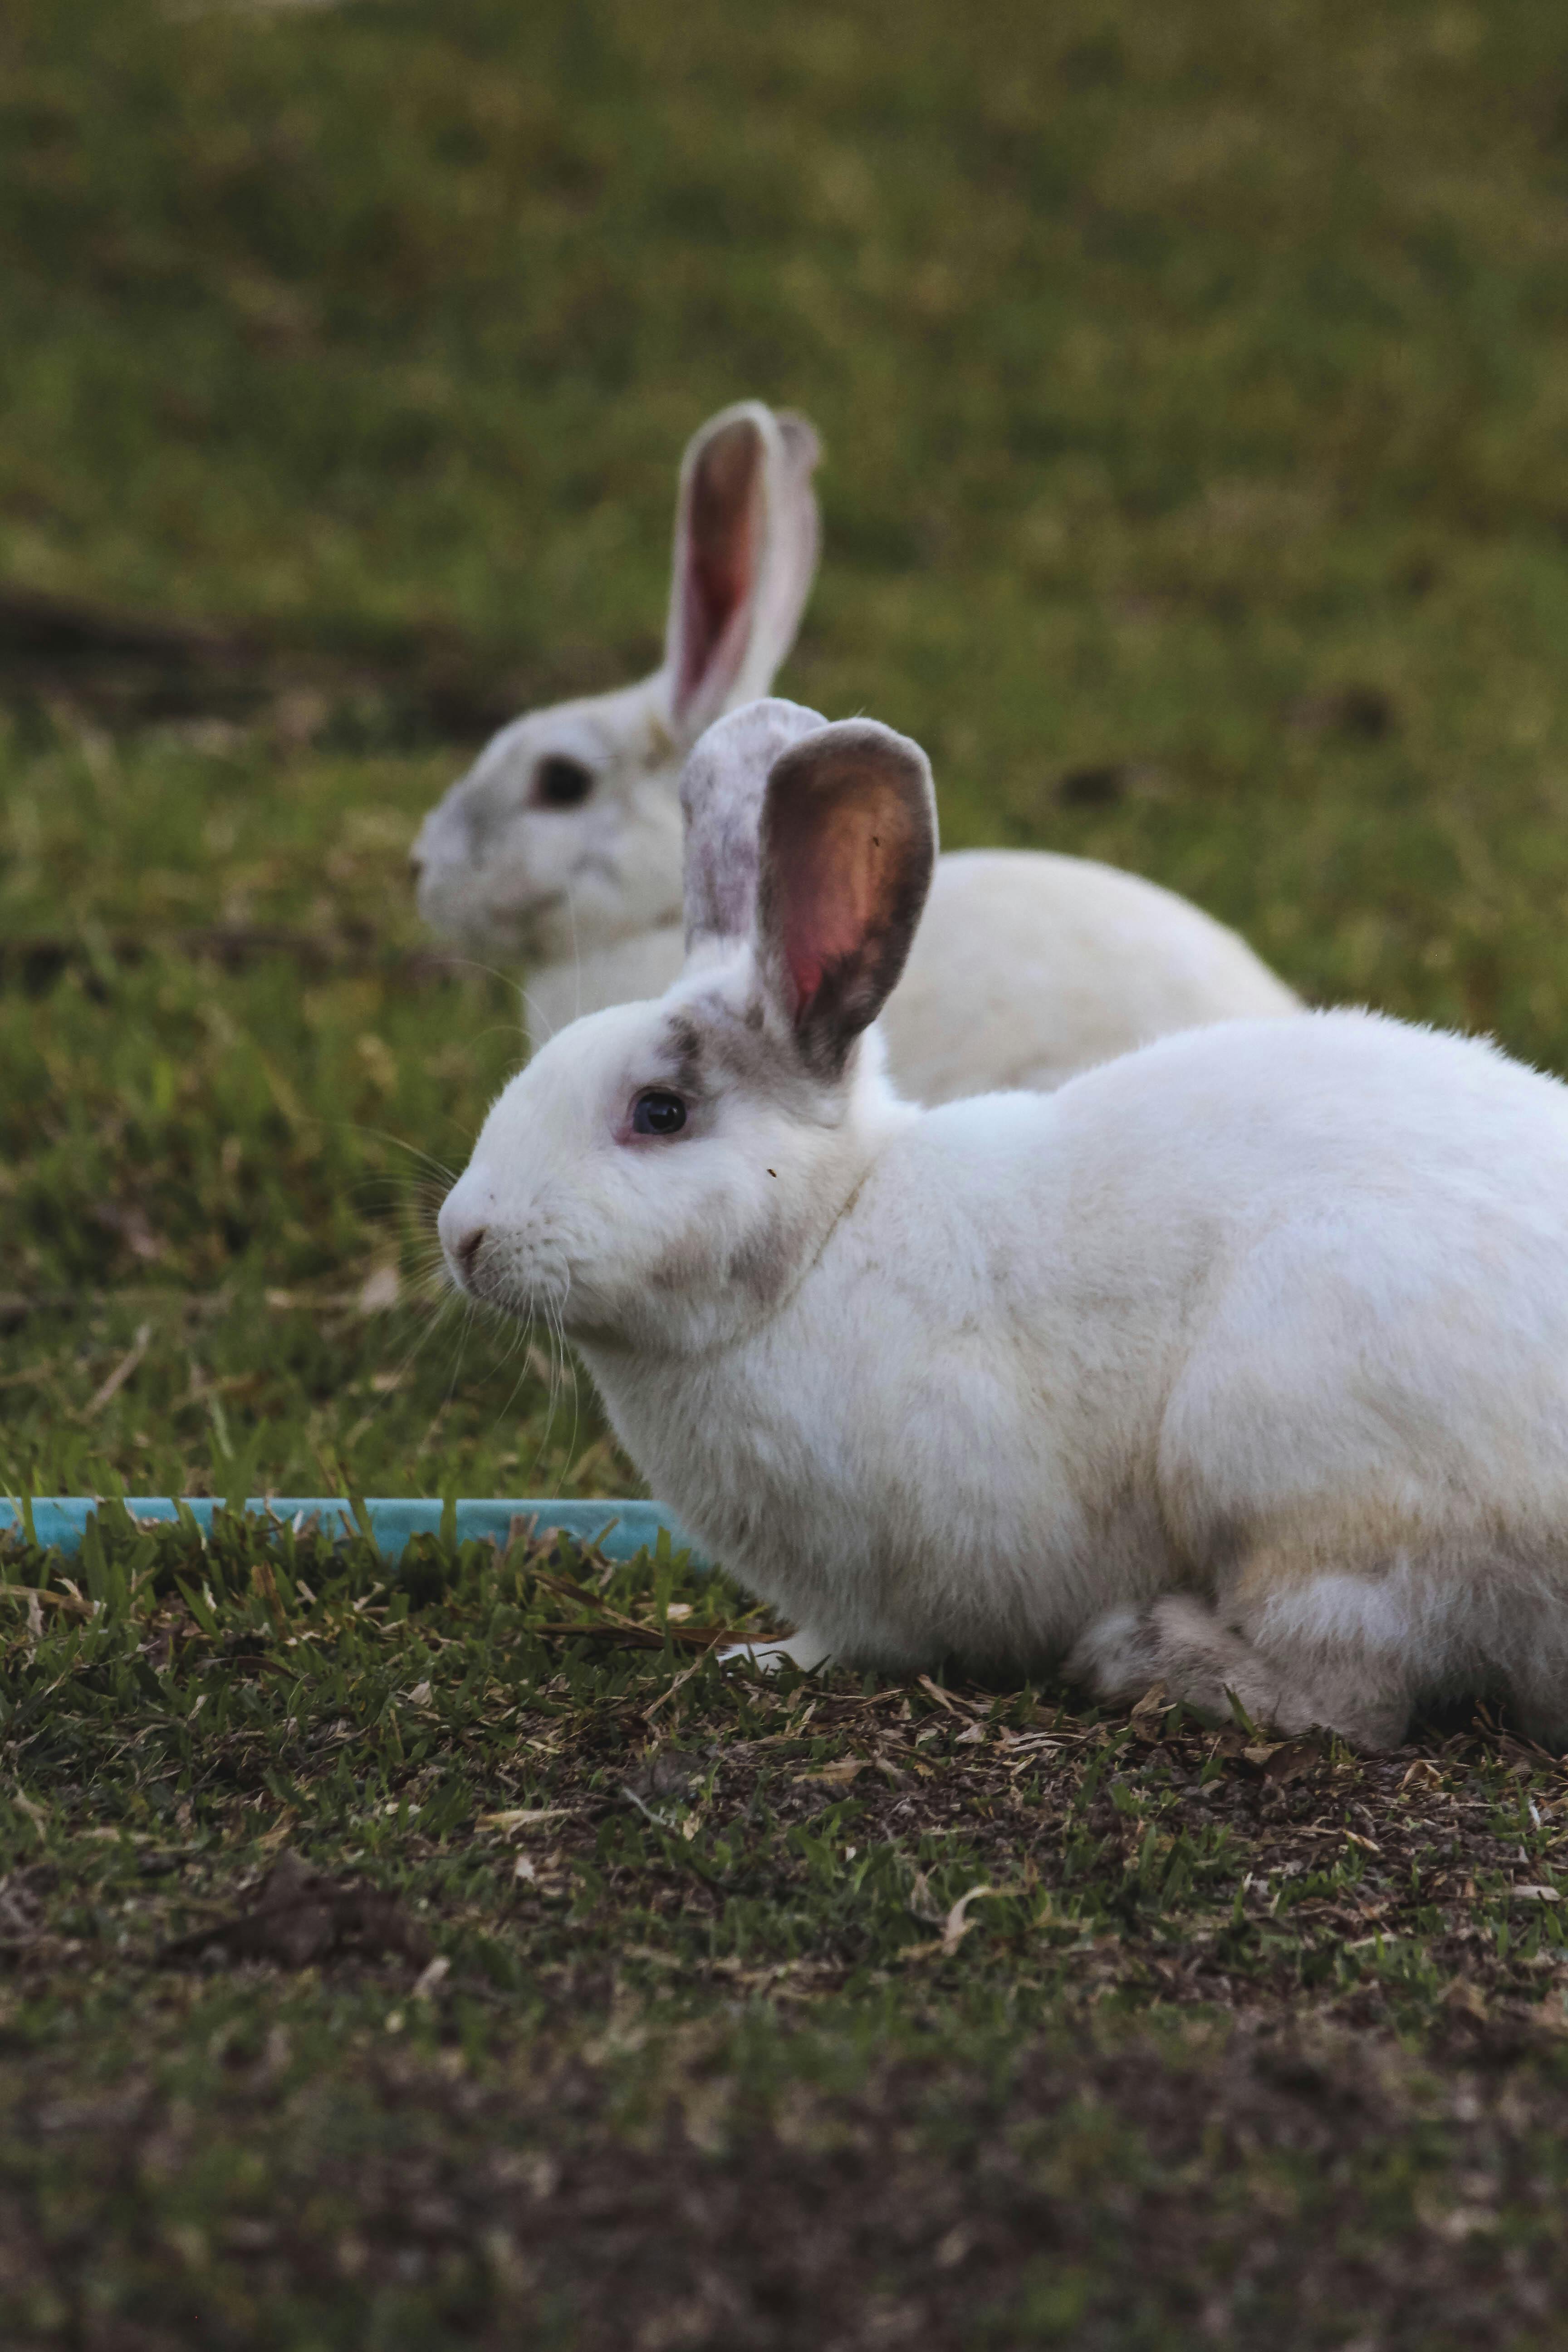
414,854,560,955
446,1230,559,1328
497,892,565,956
452,889,565,960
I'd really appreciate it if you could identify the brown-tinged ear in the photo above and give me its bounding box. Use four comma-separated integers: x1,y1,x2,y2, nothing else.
680,699,827,951
666,407,768,739
756,720,937,1078
666,402,822,742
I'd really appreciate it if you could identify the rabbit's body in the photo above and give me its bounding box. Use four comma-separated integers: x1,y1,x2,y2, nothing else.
440,706,1568,1747
879,849,1294,1099
456,995,1568,1748
414,402,1296,1098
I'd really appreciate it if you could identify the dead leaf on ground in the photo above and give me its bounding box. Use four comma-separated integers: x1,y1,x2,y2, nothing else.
1263,1735,1327,1785
1127,1681,1171,1738
83,1321,154,1415
479,1806,576,1836
906,1869,946,1930
157,1849,432,1970
0,1585,92,1621
531,1619,732,1652
916,1675,972,1717
794,1756,873,1787
941,1884,1001,1956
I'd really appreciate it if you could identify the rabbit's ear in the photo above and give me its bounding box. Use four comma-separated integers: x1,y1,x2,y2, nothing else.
752,410,821,692
666,402,822,741
756,720,937,1078
681,697,827,952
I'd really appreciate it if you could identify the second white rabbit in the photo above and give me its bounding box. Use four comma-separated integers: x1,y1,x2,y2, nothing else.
412,401,1296,1098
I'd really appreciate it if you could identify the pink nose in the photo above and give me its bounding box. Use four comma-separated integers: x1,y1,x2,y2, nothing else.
451,1225,486,1282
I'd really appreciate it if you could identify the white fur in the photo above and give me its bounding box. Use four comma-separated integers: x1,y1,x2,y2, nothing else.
526,922,688,1047
882,848,1294,1101
436,716,1568,1750
416,679,687,978
412,407,1297,1097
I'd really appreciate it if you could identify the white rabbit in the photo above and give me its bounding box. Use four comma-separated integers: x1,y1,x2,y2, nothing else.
412,407,1296,1097
438,701,1568,1752
412,399,822,1034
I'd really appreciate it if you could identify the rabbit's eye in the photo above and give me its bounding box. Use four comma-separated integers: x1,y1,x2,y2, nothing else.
534,755,594,808
632,1090,688,1137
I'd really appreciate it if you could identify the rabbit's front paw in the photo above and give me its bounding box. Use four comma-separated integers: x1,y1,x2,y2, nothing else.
718,1630,833,1675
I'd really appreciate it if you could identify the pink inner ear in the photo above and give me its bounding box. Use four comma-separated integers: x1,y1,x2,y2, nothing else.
677,557,753,713
675,422,764,718
779,814,880,1014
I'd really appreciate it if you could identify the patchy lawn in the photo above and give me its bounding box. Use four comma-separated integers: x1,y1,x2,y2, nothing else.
1,1514,1567,2346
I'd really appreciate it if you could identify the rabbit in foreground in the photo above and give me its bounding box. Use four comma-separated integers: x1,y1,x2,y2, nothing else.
439,701,1568,1751
412,403,1296,1098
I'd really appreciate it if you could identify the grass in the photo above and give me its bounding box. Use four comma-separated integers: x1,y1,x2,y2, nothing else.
3,1512,1568,2347
6,0,1568,2341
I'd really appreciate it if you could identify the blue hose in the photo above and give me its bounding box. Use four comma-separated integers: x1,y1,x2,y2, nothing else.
0,1496,704,1567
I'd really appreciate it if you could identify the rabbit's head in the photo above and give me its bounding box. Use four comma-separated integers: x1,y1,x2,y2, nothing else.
412,402,821,965
438,702,937,1354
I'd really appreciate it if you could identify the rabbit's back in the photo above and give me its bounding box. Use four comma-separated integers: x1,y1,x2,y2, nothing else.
966,1012,1568,1722
994,1009,1568,1489
880,849,1298,1103
1132,1016,1568,1593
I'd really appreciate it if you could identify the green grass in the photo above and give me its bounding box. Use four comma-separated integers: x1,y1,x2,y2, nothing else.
7,0,1568,2341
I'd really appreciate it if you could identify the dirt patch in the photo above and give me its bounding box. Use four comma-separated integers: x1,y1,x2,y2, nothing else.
0,583,621,746
157,1848,434,1972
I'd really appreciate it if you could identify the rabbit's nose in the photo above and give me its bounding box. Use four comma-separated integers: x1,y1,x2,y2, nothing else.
451,1225,486,1283
438,1182,491,1289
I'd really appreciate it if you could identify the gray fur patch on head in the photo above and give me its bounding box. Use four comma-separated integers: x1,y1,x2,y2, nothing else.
681,699,826,952
659,1009,707,1100
640,977,835,1312
663,975,841,1124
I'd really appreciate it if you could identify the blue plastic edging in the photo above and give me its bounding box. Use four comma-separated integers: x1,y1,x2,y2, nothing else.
0,1497,706,1568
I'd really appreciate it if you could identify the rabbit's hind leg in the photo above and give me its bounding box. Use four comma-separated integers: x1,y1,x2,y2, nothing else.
1066,1591,1411,1751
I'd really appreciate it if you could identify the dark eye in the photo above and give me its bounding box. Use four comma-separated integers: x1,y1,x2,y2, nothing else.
632,1090,687,1137
534,755,594,808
